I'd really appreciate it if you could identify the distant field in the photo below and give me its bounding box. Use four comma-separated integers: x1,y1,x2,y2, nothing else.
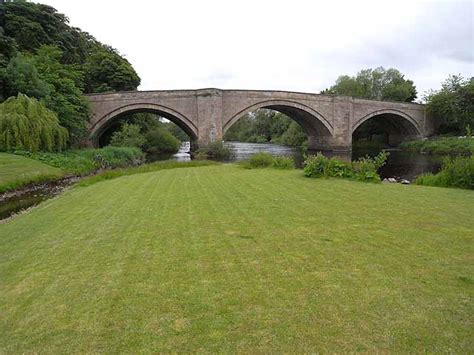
0,153,63,193
0,165,473,352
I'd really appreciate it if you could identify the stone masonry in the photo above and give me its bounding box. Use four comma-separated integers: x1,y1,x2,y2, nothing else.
86,88,434,151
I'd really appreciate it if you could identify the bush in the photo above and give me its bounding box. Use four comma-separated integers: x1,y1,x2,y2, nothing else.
110,123,146,148
196,141,232,161
241,153,295,170
247,152,274,168
303,151,388,182
272,156,295,169
144,128,180,154
0,94,68,152
74,146,145,170
415,156,474,189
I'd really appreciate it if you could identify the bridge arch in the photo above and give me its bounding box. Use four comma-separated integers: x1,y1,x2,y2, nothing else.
352,109,422,145
90,102,198,145
223,99,333,138
353,109,422,134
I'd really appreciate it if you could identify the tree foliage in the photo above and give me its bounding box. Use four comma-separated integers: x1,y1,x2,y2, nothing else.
224,110,307,146
144,128,180,154
425,75,474,135
322,67,417,102
0,94,68,152
109,120,181,156
83,45,141,93
2,46,90,142
110,123,146,148
0,0,142,149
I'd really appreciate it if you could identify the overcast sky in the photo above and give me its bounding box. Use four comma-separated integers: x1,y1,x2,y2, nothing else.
42,0,473,99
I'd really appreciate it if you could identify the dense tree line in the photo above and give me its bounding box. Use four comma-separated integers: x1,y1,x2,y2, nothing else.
0,0,140,146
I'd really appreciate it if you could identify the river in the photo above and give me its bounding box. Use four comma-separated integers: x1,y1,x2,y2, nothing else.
172,141,442,181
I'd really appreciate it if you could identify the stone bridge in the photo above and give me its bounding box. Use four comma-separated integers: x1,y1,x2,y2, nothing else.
86,88,433,151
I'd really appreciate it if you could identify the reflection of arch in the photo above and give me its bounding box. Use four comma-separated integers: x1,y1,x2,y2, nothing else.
352,109,422,136
223,100,333,137
90,103,198,143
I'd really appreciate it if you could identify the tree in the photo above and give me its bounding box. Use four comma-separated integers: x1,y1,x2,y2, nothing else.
2,1,141,93
33,45,90,141
110,123,146,148
223,109,307,146
0,94,68,152
2,52,50,100
426,75,474,135
144,128,180,155
322,67,417,102
2,46,91,143
83,45,140,93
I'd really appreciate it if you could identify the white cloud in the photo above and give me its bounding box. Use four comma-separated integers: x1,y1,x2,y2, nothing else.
41,0,473,97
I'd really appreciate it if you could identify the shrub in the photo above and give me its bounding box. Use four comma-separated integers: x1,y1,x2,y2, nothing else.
247,152,274,168
74,146,145,170
0,94,68,152
144,128,180,154
110,123,146,148
351,151,389,182
272,156,295,169
240,153,295,170
303,151,388,182
415,156,474,189
196,141,232,161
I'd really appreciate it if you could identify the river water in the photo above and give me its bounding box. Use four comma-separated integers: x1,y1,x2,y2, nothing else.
172,141,442,181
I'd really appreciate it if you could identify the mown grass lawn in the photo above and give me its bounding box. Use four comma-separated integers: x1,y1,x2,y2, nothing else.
0,153,63,193
0,165,473,352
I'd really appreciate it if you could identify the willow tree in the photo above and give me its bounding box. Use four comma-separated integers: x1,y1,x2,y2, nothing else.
0,94,68,152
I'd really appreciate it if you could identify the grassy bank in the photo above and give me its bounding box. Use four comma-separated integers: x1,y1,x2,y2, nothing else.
400,136,474,155
1,165,472,352
0,153,63,193
0,147,144,193
14,146,144,175
416,155,474,189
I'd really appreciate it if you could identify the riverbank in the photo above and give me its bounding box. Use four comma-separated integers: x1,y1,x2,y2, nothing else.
400,136,474,155
0,153,63,193
1,165,472,352
0,147,144,194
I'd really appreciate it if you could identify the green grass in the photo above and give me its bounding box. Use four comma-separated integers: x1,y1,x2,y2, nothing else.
1,165,473,352
78,159,219,186
0,153,64,193
14,146,145,175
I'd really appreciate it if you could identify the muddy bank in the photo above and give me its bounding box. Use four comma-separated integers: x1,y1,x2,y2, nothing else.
0,176,83,221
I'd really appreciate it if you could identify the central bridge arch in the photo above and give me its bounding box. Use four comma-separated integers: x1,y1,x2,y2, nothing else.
223,99,333,136
223,99,334,150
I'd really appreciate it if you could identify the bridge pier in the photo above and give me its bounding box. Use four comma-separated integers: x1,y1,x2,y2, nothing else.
195,89,223,148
